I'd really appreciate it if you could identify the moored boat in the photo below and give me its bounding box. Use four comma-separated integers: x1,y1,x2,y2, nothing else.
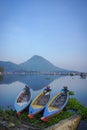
14,86,32,116
28,86,51,119
41,86,69,122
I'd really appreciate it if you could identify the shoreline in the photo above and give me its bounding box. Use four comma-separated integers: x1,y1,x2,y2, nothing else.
0,97,87,130
0,114,81,130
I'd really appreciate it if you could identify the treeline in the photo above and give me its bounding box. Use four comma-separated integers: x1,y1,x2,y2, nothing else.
0,67,4,73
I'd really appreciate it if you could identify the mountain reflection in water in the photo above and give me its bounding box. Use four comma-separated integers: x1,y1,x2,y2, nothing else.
0,74,61,90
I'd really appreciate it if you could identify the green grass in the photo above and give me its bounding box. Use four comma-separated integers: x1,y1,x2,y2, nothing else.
66,98,87,120
19,110,74,128
69,91,74,96
79,107,87,119
66,98,84,111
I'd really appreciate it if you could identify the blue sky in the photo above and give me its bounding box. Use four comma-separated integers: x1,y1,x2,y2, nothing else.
0,0,87,72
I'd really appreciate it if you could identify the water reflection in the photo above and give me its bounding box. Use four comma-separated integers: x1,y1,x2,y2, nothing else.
0,74,61,90
0,75,4,81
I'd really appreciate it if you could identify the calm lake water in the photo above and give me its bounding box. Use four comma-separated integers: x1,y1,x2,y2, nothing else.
0,74,87,130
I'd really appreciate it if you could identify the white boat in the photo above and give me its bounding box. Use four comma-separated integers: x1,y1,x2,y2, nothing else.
14,86,32,116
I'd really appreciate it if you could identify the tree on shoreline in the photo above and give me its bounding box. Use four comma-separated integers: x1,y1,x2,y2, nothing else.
0,67,4,73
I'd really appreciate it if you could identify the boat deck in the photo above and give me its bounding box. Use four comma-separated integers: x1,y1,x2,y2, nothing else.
50,92,67,109
17,91,30,103
36,93,50,106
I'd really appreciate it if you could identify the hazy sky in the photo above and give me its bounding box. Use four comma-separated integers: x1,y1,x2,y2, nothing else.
0,0,87,72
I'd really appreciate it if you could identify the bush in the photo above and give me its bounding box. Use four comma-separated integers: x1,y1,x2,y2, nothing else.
79,107,87,119
69,91,74,96
0,108,3,113
66,98,83,111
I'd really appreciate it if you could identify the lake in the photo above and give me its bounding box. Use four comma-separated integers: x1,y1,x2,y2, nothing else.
0,74,87,130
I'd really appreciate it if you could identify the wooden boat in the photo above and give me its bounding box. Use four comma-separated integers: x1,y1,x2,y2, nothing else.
28,89,51,119
41,87,69,122
14,86,32,116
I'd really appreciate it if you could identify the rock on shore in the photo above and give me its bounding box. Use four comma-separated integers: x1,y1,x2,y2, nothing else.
45,114,81,130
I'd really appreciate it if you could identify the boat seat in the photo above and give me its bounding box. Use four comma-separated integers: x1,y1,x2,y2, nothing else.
36,94,50,106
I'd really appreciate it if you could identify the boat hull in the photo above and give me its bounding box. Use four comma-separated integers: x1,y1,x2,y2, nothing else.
28,91,50,118
41,87,69,122
14,87,32,116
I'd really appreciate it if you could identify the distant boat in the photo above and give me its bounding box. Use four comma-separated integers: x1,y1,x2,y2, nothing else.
80,73,86,79
45,77,50,80
28,87,51,119
14,86,32,116
41,87,69,122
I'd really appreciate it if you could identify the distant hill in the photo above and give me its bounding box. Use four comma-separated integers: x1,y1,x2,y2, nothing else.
0,61,21,72
0,55,69,73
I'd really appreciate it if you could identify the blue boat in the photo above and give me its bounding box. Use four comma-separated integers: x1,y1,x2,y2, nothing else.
14,86,32,116
41,87,69,122
28,87,51,119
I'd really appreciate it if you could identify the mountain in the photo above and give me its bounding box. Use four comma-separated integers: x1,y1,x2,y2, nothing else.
19,55,65,72
0,55,68,73
0,61,20,72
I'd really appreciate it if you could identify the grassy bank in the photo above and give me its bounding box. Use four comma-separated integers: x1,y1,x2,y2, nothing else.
0,108,74,129
67,98,87,120
0,94,87,129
